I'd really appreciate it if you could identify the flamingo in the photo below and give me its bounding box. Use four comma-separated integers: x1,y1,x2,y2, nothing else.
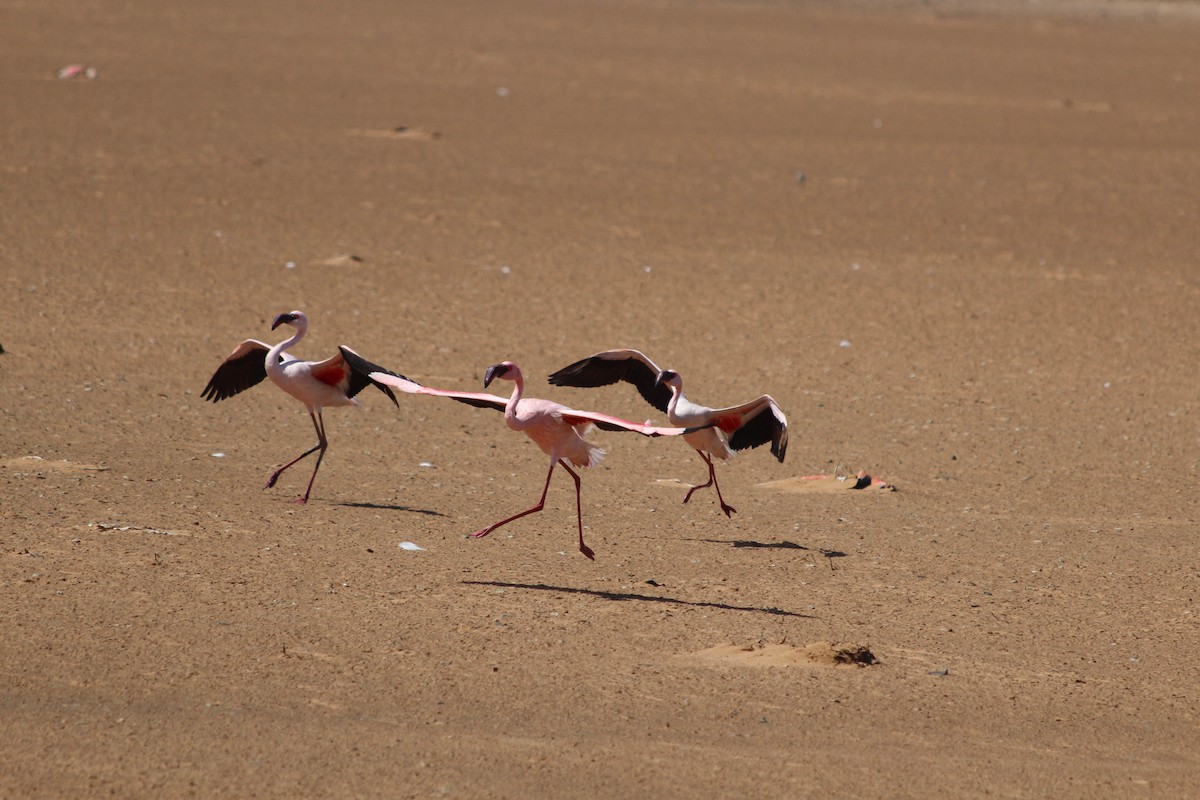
548,349,788,517
201,310,403,504
367,361,707,560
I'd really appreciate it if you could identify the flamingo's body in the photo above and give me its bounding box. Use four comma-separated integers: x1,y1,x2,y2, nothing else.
548,349,788,516
503,394,606,470
368,361,701,559
202,311,403,503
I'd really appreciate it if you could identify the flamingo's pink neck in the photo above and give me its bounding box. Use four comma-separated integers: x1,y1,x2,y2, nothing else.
503,368,524,421
267,322,306,375
665,381,683,414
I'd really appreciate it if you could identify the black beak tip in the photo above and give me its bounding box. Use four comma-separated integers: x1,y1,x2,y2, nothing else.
271,311,299,330
484,362,511,388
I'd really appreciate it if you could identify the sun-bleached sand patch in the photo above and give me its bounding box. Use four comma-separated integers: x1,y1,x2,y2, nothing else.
757,471,894,494
347,126,441,141
694,641,879,668
1,456,108,474
86,522,187,537
314,253,365,267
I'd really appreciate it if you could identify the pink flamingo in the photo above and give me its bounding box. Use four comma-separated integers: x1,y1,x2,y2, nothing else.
202,310,403,503
368,361,706,559
548,349,788,517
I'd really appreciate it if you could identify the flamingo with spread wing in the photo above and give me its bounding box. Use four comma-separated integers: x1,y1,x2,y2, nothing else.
202,311,403,503
548,349,788,517
370,361,706,559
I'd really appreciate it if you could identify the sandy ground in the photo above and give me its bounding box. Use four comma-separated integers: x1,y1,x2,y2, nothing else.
3,0,1200,796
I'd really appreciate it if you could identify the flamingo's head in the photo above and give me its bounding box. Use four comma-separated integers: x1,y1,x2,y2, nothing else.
271,310,307,330
655,369,683,391
483,361,520,388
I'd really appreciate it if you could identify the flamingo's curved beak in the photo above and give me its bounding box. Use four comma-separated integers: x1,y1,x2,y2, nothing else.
271,312,297,330
483,363,509,388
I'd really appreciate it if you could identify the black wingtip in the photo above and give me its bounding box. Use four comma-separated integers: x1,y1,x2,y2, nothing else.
546,358,594,387
338,345,411,407
378,382,400,408
366,368,408,407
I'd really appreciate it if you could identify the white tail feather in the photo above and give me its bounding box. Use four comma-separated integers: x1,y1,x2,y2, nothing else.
565,443,605,469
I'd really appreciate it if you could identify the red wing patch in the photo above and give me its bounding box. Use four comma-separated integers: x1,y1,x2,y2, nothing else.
311,360,348,388
562,414,597,429
715,415,741,433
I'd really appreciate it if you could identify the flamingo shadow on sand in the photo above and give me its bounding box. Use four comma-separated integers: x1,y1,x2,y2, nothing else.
692,538,848,558
463,580,815,618
335,501,447,516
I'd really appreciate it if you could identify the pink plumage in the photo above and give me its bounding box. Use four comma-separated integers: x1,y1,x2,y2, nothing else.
202,311,403,504
370,360,698,559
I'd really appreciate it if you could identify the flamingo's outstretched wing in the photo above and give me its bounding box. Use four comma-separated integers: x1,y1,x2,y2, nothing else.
313,346,403,406
709,395,789,461
560,408,708,437
548,349,671,413
202,339,276,402
368,372,508,412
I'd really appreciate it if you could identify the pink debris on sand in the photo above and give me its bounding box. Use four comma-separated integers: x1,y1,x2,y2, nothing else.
797,471,892,490
849,470,892,490
57,64,97,80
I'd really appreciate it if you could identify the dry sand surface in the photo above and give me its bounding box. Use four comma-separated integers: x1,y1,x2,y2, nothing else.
3,0,1200,796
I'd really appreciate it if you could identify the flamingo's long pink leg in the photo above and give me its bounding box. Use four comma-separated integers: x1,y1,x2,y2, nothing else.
682,451,736,517
681,452,714,504
264,411,327,504
472,459,556,539
296,412,330,504
558,461,593,560
709,461,736,518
